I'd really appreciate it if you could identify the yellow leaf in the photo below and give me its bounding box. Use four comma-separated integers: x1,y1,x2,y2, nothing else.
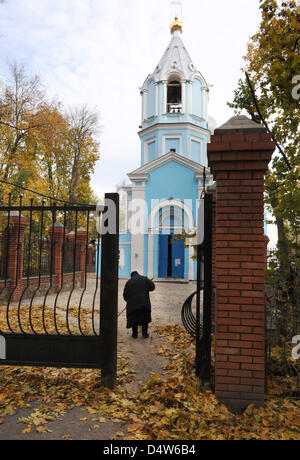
36,426,47,433
22,426,31,434
87,407,97,414
286,411,294,421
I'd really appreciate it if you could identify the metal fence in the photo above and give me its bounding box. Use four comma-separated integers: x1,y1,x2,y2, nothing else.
0,192,120,389
23,239,52,278
0,237,6,281
266,267,300,394
62,240,82,274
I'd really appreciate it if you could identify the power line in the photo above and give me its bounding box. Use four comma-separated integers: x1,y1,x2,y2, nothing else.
0,178,93,206
245,72,292,171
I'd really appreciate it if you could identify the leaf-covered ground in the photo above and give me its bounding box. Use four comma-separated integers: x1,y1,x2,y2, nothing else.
0,307,299,440
0,302,300,440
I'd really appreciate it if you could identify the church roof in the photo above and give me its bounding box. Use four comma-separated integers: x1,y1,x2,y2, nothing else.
128,152,211,182
153,30,199,82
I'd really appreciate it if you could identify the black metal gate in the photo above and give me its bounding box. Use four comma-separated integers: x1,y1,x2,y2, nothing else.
0,193,119,389
181,189,213,390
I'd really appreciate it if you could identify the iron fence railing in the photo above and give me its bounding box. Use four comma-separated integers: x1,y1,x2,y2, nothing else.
62,240,81,274
0,238,6,281
266,268,300,394
0,192,120,389
23,239,52,278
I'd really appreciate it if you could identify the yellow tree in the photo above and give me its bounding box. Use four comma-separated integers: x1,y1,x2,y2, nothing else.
228,0,300,268
31,104,70,201
0,62,48,203
228,0,300,338
64,105,101,230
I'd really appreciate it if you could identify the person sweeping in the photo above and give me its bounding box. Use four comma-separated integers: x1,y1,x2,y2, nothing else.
123,271,155,339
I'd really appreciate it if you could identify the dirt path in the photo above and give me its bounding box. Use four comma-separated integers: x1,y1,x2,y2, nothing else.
0,280,196,440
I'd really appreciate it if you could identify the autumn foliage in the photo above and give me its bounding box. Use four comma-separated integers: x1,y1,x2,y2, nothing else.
0,62,100,210
0,310,299,440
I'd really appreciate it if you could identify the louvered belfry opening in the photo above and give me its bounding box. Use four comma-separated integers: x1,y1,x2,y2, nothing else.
167,80,182,113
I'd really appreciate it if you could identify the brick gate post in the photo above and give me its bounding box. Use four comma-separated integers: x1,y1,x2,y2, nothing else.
207,115,275,409
7,213,28,302
49,222,65,292
77,228,88,287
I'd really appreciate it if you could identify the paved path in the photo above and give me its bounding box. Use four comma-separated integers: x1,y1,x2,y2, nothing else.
0,280,197,440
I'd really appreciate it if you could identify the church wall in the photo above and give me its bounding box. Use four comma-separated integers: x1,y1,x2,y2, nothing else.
145,161,199,221
141,127,209,165
142,80,207,131
147,80,156,118
192,78,203,117
95,238,132,279
120,233,131,243
119,243,131,278
184,246,189,279
152,233,160,279
143,234,149,278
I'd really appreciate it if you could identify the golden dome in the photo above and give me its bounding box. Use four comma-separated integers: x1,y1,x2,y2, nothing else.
170,16,183,33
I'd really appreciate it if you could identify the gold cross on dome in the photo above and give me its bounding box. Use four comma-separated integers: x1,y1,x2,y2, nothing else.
171,0,183,21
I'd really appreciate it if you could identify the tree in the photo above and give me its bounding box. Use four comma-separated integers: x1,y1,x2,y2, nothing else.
0,63,101,223
65,105,100,230
228,0,300,274
228,1,300,355
0,62,48,202
32,104,70,201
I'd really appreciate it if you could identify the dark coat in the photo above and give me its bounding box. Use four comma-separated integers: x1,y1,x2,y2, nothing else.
123,274,155,328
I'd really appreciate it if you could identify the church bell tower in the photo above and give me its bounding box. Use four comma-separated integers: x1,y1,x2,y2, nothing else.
138,1,211,167
118,2,214,281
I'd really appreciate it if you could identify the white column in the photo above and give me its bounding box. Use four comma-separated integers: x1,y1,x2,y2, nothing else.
148,233,154,279
188,246,195,280
130,186,146,274
181,80,186,114
155,83,159,117
162,80,167,114
189,80,193,115
202,88,209,121
143,90,148,120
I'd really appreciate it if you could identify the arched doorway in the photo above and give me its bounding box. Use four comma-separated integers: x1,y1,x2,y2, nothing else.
148,199,195,280
158,205,185,278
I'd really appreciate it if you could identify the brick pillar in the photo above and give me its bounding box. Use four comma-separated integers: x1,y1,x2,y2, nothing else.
87,244,93,273
48,222,65,291
77,228,87,287
66,231,75,275
208,115,275,409
7,213,28,301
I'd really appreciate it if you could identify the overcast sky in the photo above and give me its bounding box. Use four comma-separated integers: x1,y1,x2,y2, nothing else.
0,0,277,245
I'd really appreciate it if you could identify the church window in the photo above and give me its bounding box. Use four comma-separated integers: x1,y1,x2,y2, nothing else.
147,140,156,162
166,138,180,154
167,80,182,113
191,139,201,162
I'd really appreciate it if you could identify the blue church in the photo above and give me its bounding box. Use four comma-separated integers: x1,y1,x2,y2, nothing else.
118,14,215,281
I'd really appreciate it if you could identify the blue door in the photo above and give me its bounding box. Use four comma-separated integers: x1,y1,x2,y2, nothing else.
158,234,169,278
171,238,185,278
